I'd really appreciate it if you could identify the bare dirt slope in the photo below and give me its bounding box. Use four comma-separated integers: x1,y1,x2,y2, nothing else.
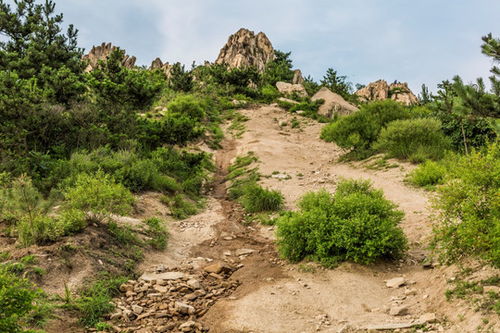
135,105,498,333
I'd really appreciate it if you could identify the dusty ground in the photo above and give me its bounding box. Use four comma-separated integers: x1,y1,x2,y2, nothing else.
130,105,498,332
12,105,497,332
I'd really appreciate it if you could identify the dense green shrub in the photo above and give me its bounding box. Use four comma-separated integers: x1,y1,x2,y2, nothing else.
432,142,500,266
87,49,166,109
240,184,284,213
276,179,406,266
321,100,410,158
374,118,451,162
261,50,295,86
162,194,198,219
406,160,447,188
64,172,134,217
0,268,45,333
260,84,280,103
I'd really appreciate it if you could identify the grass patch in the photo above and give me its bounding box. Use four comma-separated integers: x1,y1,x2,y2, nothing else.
446,274,500,314
161,194,199,219
144,217,168,250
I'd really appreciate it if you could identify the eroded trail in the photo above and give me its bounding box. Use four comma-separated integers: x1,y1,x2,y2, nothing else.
131,105,497,332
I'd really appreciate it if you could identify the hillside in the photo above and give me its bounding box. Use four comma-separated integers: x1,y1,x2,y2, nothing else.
0,2,499,333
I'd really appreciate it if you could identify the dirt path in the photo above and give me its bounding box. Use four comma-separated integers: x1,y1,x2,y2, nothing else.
136,105,498,332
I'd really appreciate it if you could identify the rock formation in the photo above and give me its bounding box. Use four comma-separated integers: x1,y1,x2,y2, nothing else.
150,57,173,78
292,69,304,85
355,80,418,106
215,28,275,72
276,82,308,98
82,42,136,72
312,87,358,117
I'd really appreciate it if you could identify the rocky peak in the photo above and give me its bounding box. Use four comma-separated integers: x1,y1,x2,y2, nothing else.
82,42,136,72
150,57,173,78
355,79,418,106
215,28,275,72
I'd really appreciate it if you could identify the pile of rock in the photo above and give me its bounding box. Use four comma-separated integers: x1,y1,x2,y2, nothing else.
355,80,418,106
107,263,240,332
82,42,136,72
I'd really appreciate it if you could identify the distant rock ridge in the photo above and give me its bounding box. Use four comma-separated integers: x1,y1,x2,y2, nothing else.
83,42,136,72
150,57,173,78
215,28,275,72
355,80,418,106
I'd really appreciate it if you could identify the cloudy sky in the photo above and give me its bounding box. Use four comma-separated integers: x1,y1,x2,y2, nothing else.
52,1,499,92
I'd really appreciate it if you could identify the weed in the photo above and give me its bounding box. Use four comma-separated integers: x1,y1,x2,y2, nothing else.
144,217,168,250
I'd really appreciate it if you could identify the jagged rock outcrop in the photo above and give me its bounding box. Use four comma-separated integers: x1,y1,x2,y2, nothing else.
355,79,418,106
150,57,173,78
312,87,358,117
82,42,136,72
276,82,308,98
215,28,275,72
389,82,418,105
292,69,304,85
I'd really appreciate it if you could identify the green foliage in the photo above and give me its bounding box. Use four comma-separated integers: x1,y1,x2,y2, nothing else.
161,194,198,219
0,0,84,104
446,274,500,314
76,274,128,327
432,142,500,266
144,217,168,250
0,267,45,333
406,160,447,188
374,118,451,162
107,221,140,245
261,50,294,86
168,62,193,92
303,75,321,96
260,84,280,103
64,171,134,217
321,100,410,158
240,184,284,213
276,179,406,266
320,68,353,101
87,49,166,109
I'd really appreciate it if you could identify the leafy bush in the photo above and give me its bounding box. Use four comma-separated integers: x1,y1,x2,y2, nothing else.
432,142,500,266
240,184,284,213
276,179,406,266
0,268,45,333
374,118,451,162
321,100,410,158
406,160,447,188
64,172,134,217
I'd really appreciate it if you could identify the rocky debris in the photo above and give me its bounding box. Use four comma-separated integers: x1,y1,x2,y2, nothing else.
355,79,418,106
108,266,240,332
418,312,437,323
278,97,299,104
389,305,409,316
215,28,275,72
276,82,308,98
292,69,304,85
82,42,136,72
385,277,406,288
203,262,232,274
311,87,358,117
150,57,173,78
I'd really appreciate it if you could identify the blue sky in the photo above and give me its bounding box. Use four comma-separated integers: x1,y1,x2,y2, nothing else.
27,1,500,92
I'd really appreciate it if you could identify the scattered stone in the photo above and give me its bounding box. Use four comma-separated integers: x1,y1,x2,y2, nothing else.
418,312,437,323
132,304,144,315
187,279,202,290
355,79,418,106
140,271,186,282
235,248,256,256
203,262,231,274
179,321,196,332
386,277,406,288
389,305,409,316
175,301,195,315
